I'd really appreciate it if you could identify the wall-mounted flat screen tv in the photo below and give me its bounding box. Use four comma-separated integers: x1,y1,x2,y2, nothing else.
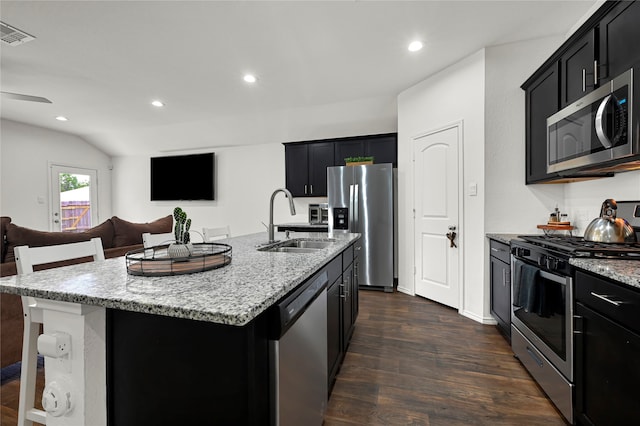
151,153,215,201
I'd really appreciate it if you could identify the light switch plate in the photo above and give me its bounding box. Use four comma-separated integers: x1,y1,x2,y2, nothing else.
469,183,478,196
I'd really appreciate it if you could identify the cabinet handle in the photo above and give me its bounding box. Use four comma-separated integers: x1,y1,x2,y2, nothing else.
594,59,598,86
590,292,622,307
310,184,313,194
491,247,505,253
304,184,308,195
582,68,586,92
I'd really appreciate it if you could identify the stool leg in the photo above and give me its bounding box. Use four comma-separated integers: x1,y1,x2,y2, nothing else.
17,304,43,426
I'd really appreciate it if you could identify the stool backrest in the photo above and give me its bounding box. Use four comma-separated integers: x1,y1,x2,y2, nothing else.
14,237,105,275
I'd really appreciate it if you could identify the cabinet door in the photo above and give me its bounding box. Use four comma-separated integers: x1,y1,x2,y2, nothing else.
285,144,309,197
341,263,354,350
525,63,560,184
560,31,596,107
575,303,640,425
598,0,640,82
490,256,510,338
352,246,360,325
308,142,334,197
327,278,343,390
365,134,397,167
334,140,364,166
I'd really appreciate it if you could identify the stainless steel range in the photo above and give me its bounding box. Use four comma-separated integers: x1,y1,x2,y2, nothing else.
510,201,640,425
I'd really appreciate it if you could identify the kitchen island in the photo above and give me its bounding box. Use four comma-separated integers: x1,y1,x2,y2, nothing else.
0,231,360,425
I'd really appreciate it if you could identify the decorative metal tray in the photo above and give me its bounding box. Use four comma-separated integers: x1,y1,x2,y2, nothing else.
125,243,232,276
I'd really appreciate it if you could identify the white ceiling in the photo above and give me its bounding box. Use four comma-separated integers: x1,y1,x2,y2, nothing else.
1,1,597,157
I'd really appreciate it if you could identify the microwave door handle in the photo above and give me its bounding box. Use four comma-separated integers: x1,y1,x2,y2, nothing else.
595,94,614,149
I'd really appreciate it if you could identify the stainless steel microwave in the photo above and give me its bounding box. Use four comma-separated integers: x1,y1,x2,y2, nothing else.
547,68,637,174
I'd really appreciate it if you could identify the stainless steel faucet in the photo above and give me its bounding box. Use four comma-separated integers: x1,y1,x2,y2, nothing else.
269,188,296,243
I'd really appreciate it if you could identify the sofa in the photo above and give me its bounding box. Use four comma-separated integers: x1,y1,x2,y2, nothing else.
0,215,173,368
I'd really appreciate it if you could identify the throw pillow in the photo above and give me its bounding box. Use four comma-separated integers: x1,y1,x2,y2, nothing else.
4,219,115,264
111,215,173,247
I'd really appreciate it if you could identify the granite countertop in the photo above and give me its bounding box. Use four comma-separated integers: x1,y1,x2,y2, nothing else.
0,232,360,326
486,234,525,245
570,258,640,289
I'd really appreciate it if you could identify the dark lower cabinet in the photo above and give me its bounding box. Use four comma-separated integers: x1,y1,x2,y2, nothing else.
327,243,359,394
574,271,640,426
489,239,510,340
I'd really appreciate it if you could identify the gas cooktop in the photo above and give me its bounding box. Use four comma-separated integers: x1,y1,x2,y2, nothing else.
517,235,640,259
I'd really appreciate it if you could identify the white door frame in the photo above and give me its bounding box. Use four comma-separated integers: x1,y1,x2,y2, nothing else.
49,163,99,232
412,120,465,313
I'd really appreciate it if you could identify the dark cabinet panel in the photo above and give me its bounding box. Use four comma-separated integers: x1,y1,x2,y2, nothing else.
575,303,640,425
574,270,640,425
560,31,596,107
489,240,510,340
327,276,342,391
284,142,334,197
308,142,334,197
285,144,309,197
342,263,354,349
333,133,397,167
334,140,364,166
598,0,640,82
525,63,560,184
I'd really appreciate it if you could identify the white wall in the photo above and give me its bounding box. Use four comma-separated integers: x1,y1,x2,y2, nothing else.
397,50,487,322
484,36,566,235
0,119,113,230
112,143,323,240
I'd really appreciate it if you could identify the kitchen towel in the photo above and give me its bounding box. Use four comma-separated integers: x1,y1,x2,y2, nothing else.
513,262,539,313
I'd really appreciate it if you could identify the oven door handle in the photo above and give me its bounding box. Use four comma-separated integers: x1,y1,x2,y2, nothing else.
538,269,569,285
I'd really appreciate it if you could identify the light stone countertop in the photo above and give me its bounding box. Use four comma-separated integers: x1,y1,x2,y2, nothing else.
486,234,523,245
570,258,640,289
0,232,360,326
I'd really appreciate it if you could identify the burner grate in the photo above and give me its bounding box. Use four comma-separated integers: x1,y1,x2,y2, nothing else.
519,235,640,259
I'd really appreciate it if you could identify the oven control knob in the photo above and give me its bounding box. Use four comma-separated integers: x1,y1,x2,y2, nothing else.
512,247,530,257
546,256,558,270
538,255,547,266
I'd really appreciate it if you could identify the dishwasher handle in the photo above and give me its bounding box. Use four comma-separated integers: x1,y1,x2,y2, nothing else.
269,271,328,339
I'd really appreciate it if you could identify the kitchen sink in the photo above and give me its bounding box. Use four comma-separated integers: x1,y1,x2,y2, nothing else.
257,238,335,253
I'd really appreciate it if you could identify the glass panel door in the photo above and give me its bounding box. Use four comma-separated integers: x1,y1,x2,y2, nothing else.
50,164,98,232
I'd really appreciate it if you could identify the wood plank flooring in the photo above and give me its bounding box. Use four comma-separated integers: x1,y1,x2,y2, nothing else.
0,290,565,425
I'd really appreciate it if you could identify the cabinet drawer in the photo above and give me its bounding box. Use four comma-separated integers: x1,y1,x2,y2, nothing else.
327,255,342,286
342,245,354,271
576,271,640,335
489,240,510,264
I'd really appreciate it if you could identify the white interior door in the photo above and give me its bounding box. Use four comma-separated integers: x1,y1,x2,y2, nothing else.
413,124,460,309
50,164,98,232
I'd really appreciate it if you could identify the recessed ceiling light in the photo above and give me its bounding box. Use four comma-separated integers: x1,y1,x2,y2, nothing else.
55,116,68,121
408,41,423,52
243,74,257,83
151,100,164,107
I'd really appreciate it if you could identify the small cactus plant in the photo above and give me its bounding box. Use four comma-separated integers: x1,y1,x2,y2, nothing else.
173,207,191,244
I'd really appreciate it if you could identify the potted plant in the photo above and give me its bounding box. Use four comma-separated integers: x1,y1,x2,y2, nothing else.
167,207,193,258
344,156,374,166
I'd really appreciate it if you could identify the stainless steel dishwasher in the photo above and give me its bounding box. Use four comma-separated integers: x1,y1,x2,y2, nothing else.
269,271,328,426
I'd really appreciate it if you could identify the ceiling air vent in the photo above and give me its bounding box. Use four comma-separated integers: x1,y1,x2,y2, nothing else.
1,21,35,46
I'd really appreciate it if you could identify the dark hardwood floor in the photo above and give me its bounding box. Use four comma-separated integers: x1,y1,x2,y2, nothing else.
1,291,564,425
324,290,566,425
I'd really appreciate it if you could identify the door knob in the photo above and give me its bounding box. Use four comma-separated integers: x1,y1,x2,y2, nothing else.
448,225,456,231
446,231,457,248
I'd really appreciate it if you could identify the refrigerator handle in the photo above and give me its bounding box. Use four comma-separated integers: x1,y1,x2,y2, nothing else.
349,185,355,229
353,184,359,230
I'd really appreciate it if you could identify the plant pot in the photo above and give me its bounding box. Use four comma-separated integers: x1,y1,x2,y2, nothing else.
346,161,373,166
167,243,194,259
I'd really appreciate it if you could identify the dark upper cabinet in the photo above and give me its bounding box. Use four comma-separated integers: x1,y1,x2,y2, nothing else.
285,133,397,196
560,31,596,107
598,0,640,83
334,133,397,167
284,142,334,197
524,63,560,184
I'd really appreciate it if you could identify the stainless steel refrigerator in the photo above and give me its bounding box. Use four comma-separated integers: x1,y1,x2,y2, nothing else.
327,163,395,291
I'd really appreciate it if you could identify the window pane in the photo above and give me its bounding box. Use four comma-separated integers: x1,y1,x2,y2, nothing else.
59,173,92,232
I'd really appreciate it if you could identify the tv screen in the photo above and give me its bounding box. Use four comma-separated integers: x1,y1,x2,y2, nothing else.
151,153,215,201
